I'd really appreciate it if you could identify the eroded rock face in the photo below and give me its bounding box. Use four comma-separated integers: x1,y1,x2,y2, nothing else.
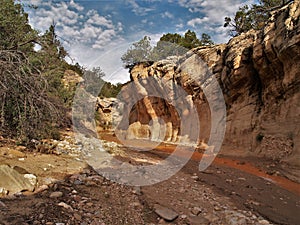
96,98,120,131
117,2,300,165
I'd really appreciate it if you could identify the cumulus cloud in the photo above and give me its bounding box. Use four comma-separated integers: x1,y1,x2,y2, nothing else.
187,17,209,27
125,0,155,16
27,0,123,51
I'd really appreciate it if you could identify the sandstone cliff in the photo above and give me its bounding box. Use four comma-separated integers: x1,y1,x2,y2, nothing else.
116,2,300,168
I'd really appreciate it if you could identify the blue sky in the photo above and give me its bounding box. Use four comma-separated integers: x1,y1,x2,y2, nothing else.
26,0,254,83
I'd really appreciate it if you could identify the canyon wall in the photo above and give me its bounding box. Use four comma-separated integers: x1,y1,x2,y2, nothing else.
116,2,300,166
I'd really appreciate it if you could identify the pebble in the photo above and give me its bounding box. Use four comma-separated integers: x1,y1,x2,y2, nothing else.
258,219,270,224
132,186,142,195
74,213,82,221
0,201,6,208
214,206,221,211
49,191,63,198
191,176,198,180
188,215,210,225
191,207,202,215
154,204,179,222
58,202,73,211
35,185,49,193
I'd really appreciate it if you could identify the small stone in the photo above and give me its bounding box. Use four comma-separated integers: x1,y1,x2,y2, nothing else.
237,177,246,181
86,202,93,207
188,215,210,225
35,185,49,193
214,206,221,211
258,219,270,224
49,191,63,198
131,202,141,209
58,202,73,211
154,204,178,222
191,176,198,180
24,174,37,186
181,214,187,219
0,201,6,208
132,186,142,195
74,213,82,221
191,207,202,216
104,192,109,198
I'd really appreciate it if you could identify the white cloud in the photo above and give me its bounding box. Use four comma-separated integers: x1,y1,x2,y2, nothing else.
187,17,209,27
86,13,114,29
28,1,124,52
126,0,155,16
70,0,84,11
162,11,174,19
182,0,256,43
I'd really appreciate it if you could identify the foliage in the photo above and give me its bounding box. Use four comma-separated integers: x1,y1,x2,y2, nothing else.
224,0,292,36
0,50,65,142
82,67,106,97
82,67,123,98
121,36,153,67
0,0,72,143
0,0,37,51
121,30,214,67
99,82,123,98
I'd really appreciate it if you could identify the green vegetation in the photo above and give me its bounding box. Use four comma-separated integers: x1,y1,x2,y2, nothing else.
82,66,123,98
0,0,73,143
121,30,214,67
224,0,293,36
0,0,121,144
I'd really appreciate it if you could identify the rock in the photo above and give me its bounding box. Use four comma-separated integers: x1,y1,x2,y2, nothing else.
0,200,6,208
225,211,248,225
132,186,142,195
0,165,35,195
24,174,37,186
74,213,82,221
115,1,300,170
12,166,30,174
191,207,202,216
258,219,270,224
214,206,221,211
49,191,63,198
35,184,49,193
0,187,8,196
188,215,210,225
154,204,178,222
58,202,73,211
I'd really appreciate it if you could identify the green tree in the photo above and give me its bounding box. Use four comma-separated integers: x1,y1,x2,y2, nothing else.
181,30,202,49
151,33,186,60
121,36,153,67
83,67,106,97
200,33,214,46
0,1,73,143
224,0,292,36
151,31,214,60
0,0,37,51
